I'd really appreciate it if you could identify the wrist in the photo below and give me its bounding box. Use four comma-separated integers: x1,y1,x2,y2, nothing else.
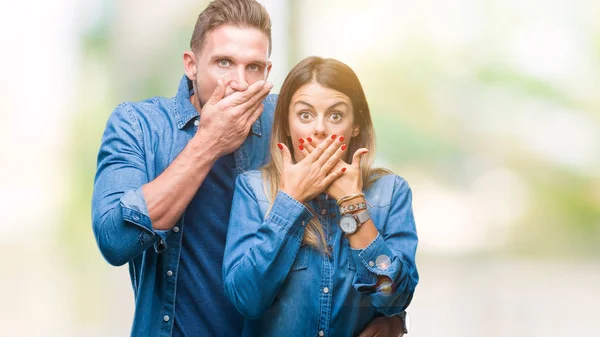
339,199,367,215
187,132,221,162
338,193,364,208
183,135,220,167
280,188,305,204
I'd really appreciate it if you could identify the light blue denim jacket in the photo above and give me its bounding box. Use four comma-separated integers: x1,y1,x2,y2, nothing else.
91,75,277,337
223,171,419,337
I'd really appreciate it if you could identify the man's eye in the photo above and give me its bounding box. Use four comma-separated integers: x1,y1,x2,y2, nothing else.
248,64,259,72
218,60,231,67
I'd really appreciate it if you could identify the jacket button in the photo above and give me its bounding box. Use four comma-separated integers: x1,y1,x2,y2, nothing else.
163,315,170,322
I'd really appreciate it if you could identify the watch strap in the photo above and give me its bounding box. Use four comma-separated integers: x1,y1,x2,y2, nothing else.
355,209,371,225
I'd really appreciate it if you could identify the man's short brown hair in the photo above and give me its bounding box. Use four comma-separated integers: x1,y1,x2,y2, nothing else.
190,0,272,55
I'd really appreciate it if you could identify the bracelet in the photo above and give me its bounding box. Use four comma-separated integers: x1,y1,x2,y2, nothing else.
337,193,364,206
339,201,368,215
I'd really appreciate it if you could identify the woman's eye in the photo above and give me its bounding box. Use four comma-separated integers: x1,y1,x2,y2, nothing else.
300,112,312,120
330,113,342,121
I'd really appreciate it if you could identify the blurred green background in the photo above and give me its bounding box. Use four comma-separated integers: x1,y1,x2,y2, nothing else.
1,0,599,336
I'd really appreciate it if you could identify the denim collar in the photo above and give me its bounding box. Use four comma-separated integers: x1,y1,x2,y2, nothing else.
173,75,262,136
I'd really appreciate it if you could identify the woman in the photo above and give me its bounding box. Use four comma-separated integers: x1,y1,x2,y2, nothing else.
223,56,418,336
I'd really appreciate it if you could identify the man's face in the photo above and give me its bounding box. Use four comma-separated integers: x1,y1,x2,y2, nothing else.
189,24,271,107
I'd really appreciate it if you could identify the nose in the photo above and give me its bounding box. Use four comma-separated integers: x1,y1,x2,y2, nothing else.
312,116,327,138
229,66,249,92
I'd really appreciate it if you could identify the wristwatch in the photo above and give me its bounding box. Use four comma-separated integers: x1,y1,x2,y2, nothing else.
339,209,370,234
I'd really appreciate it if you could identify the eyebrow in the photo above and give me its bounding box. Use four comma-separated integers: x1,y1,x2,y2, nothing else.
210,55,267,68
294,100,349,110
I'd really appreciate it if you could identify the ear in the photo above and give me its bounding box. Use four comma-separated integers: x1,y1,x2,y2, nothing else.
183,50,197,81
351,126,360,137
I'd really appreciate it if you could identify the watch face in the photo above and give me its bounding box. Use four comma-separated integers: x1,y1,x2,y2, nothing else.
340,215,357,234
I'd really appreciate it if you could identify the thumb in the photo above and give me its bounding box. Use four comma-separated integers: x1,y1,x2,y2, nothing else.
277,143,293,167
352,148,369,169
206,79,225,106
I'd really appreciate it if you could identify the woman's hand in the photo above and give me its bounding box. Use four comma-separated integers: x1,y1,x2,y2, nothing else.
299,136,368,201
278,134,347,203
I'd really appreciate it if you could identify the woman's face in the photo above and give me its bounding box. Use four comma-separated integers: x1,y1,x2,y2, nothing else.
288,82,356,162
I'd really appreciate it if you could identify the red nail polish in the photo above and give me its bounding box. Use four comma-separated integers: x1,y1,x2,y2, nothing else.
342,167,347,172
339,136,345,142
298,138,304,144
331,134,337,139
298,144,304,151
277,143,283,150
307,137,312,142
362,150,368,154
341,144,347,151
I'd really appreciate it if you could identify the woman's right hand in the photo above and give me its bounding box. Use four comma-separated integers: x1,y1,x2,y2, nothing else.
278,134,347,203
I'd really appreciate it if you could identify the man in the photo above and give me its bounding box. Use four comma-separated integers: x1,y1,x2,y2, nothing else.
92,0,407,336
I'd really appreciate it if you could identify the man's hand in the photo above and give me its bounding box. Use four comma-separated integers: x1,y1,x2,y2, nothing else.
194,79,273,158
357,316,405,337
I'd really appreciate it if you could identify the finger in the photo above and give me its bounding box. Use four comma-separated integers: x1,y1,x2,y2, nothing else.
277,142,293,167
307,134,334,162
240,96,267,130
206,79,225,106
323,166,346,187
302,137,316,153
223,80,266,107
296,139,310,160
352,148,369,170
245,103,264,131
320,142,347,174
238,81,274,111
314,134,343,166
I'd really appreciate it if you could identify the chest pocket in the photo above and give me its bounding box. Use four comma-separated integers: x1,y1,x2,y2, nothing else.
291,245,309,271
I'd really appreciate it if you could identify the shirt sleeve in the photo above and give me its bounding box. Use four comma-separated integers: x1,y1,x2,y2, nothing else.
223,173,314,319
350,176,419,316
91,103,168,266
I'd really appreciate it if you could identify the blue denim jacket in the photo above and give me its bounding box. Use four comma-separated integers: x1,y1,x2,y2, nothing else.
91,75,277,337
223,171,419,337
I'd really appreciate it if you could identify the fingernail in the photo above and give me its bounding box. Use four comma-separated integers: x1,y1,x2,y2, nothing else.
339,136,345,142
298,144,304,151
362,150,368,154
342,167,347,172
341,144,347,151
298,138,304,144
331,134,337,139
307,137,312,142
277,143,283,150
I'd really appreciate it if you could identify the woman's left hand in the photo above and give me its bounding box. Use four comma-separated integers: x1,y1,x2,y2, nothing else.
298,137,368,201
